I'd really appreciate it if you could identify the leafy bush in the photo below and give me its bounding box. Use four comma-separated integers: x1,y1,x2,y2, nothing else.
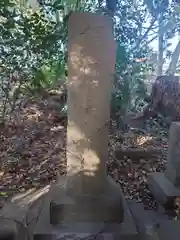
0,0,156,125
0,0,66,119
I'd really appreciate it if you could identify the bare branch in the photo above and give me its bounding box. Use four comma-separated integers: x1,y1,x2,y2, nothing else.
146,35,158,45
135,16,157,49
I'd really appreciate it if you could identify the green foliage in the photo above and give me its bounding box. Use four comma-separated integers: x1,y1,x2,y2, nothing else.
0,0,66,118
111,0,154,121
24,60,66,94
1,0,179,125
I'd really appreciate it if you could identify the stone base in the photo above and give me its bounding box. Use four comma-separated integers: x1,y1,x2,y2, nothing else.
148,172,180,205
157,220,180,240
50,176,123,224
33,177,138,240
34,222,138,240
0,218,17,240
128,200,171,240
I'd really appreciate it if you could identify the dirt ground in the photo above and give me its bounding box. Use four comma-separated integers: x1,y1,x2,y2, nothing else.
0,92,169,211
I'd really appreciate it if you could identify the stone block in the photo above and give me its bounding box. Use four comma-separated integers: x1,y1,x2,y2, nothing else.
0,218,17,240
165,122,180,186
148,172,180,206
63,11,124,226
33,182,139,240
66,11,116,195
128,200,171,240
157,220,180,240
49,176,124,224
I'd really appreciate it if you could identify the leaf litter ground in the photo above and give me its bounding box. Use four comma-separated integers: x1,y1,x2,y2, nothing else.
0,92,169,211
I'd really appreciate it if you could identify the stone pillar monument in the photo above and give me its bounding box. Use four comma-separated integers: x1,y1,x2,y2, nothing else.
33,12,138,239
53,11,123,223
148,122,180,207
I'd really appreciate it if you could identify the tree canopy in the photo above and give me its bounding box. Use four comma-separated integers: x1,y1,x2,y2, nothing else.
0,0,180,120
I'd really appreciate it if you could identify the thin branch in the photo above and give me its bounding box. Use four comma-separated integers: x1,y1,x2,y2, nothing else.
146,35,158,45
136,17,157,47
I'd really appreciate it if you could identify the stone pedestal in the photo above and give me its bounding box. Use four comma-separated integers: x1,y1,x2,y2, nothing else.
33,12,138,239
148,122,180,206
33,181,138,239
50,177,123,224
0,218,17,240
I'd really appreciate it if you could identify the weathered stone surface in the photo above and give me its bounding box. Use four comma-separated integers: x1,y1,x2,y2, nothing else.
165,122,180,186
157,220,180,240
50,176,123,224
115,147,162,161
33,12,140,239
128,200,171,240
51,11,124,224
0,218,17,240
34,184,138,240
66,11,115,194
148,172,180,206
148,122,180,208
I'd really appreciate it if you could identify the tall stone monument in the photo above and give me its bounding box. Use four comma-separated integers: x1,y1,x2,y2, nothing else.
34,12,138,239
148,122,180,207
58,11,124,224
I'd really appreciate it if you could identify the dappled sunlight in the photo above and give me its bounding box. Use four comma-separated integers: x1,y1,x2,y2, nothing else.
69,44,101,92
20,185,50,206
50,125,64,132
82,148,100,176
70,44,96,72
70,45,95,85
136,135,153,146
67,121,101,177
0,92,67,207
67,120,85,142
11,184,50,206
11,188,37,203
24,106,42,121
65,14,116,199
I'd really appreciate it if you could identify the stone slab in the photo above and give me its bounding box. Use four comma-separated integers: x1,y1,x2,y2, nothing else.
0,187,48,240
66,11,115,194
49,176,124,224
148,172,180,205
0,218,17,240
157,220,180,240
128,201,171,240
33,184,139,240
165,122,180,186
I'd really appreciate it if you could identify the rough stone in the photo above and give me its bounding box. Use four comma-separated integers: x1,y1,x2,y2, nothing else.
50,11,123,224
165,122,180,186
148,172,180,206
0,218,17,240
148,122,180,206
33,11,139,239
50,176,123,224
157,220,180,240
128,200,171,240
33,183,138,240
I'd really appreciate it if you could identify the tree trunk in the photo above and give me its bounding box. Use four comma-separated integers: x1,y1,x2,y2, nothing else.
157,14,164,75
134,76,180,122
167,39,180,75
